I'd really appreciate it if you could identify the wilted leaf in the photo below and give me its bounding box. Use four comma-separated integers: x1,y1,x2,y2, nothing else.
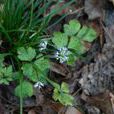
65,107,82,114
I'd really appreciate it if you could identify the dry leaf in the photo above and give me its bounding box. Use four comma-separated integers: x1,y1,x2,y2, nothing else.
109,93,114,112
65,107,82,114
50,62,72,79
81,91,113,114
84,0,104,20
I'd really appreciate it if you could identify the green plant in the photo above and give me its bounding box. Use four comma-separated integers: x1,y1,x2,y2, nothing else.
0,0,76,113
53,82,74,106
0,0,97,113
51,20,97,64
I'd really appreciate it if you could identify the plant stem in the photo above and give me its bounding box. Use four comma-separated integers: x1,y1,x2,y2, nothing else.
20,73,23,114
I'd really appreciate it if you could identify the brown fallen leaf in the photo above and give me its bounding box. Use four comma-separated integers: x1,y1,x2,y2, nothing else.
58,107,83,114
84,0,105,20
109,93,114,112
50,62,72,79
81,91,113,114
65,107,82,114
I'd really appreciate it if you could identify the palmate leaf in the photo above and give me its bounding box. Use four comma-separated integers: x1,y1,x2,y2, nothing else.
22,57,50,82
52,32,68,48
15,81,33,98
64,20,81,36
53,88,60,101
53,82,74,106
67,53,77,65
77,26,97,42
34,57,50,72
68,38,86,54
0,65,13,85
61,82,69,93
22,63,38,82
60,93,74,106
17,47,36,61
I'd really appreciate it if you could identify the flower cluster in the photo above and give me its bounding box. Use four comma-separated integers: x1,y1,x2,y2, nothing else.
34,81,44,89
54,47,70,63
39,40,48,51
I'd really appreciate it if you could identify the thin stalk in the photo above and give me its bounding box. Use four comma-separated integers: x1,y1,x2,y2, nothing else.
29,0,34,28
20,75,23,114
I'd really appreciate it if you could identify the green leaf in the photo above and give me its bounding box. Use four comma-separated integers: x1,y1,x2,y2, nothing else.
0,54,4,66
22,63,33,76
0,54,7,67
17,47,36,61
53,88,60,101
22,63,38,82
0,66,13,85
61,82,69,93
60,93,74,106
4,66,12,76
67,54,77,65
22,58,50,82
77,26,97,42
34,57,50,72
64,20,81,36
15,81,33,98
53,82,74,106
52,32,68,48
68,38,86,54
77,26,88,38
83,27,97,42
13,72,20,80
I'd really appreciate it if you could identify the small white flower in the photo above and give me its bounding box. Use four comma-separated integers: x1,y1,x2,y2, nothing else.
34,81,44,89
39,40,48,51
54,47,70,63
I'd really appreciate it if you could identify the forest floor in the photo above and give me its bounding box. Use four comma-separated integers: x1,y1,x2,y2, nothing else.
1,0,114,114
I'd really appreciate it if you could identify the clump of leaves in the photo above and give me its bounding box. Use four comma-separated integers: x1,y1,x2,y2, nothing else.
53,82,74,106
51,20,97,64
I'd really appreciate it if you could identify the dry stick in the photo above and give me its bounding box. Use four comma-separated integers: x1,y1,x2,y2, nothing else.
99,20,114,43
73,88,82,97
66,7,84,15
